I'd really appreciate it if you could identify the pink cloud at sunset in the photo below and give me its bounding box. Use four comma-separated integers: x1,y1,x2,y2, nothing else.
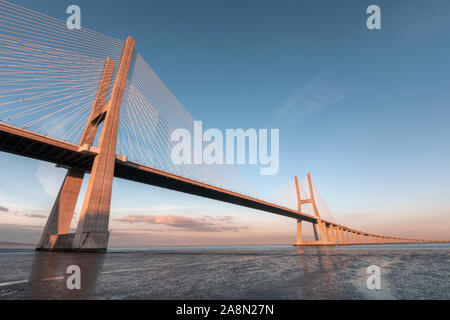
115,214,247,232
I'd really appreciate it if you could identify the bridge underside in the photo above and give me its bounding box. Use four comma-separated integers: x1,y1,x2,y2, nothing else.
1,123,446,249
0,123,316,224
0,123,93,171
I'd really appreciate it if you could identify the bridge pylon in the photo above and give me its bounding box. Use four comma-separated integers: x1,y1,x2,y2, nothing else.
293,173,336,246
36,37,135,252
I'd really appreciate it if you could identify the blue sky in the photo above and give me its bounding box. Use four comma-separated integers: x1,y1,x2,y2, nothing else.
1,0,450,245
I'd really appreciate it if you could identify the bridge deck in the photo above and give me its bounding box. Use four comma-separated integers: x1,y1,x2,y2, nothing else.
0,123,317,223
2,122,449,243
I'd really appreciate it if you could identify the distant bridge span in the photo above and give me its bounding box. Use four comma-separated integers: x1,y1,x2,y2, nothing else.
1,121,446,250
0,121,316,223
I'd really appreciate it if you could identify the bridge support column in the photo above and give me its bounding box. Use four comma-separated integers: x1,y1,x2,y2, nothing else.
335,227,341,245
332,226,337,244
341,228,346,245
343,228,348,245
334,227,338,244
319,220,330,243
338,227,344,245
294,174,335,246
345,229,350,244
72,37,135,252
36,168,85,250
295,220,303,245
328,224,336,244
335,227,341,244
36,37,135,253
312,223,320,241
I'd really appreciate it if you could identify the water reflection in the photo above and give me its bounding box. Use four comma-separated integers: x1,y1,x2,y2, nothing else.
295,247,338,299
1,244,447,299
28,252,105,300
296,247,334,272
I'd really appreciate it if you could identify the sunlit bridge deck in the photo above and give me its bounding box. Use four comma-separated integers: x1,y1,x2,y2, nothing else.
0,122,316,223
1,121,447,250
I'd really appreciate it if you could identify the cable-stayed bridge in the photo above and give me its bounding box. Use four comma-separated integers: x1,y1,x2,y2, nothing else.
0,0,447,252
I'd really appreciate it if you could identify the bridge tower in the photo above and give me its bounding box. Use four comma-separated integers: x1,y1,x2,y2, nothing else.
294,173,335,246
36,37,135,252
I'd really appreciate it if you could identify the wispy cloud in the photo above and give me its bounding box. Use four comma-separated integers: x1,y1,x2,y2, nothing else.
36,162,65,198
0,197,48,220
273,70,350,128
112,205,191,214
0,198,18,215
24,214,46,219
115,214,245,232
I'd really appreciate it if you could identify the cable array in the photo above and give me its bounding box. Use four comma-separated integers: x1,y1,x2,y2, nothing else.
265,178,298,211
311,181,336,223
0,0,124,143
296,177,336,222
267,176,336,222
0,0,271,199
118,54,258,197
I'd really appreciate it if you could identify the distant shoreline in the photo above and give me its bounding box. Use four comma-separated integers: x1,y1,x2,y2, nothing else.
0,245,34,247
0,241,35,248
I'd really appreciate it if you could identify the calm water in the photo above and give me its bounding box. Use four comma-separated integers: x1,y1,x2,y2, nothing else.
0,244,449,300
